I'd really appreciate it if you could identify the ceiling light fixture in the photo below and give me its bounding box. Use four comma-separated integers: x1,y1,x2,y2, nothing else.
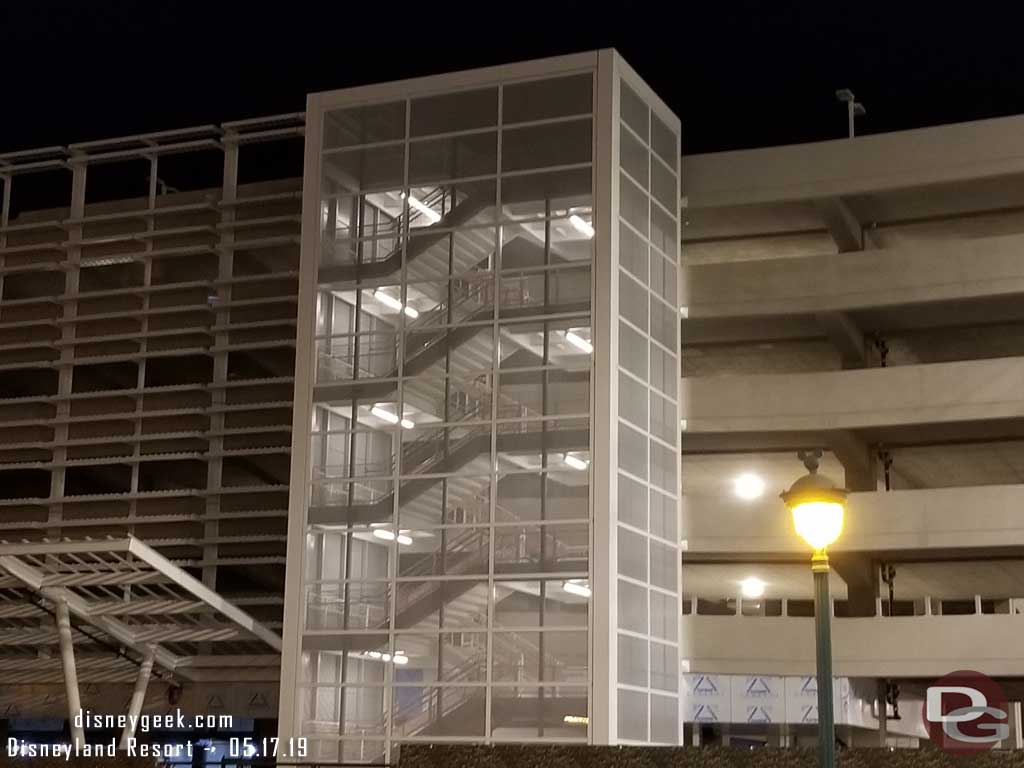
564,329,593,354
733,473,766,500
569,214,595,238
563,453,589,471
372,289,419,319
562,579,592,598
371,405,415,429
407,194,442,224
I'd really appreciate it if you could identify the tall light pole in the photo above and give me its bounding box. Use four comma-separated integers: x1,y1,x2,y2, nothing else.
836,89,866,138
781,449,849,768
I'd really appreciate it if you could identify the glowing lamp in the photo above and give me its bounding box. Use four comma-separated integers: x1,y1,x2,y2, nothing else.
780,458,848,552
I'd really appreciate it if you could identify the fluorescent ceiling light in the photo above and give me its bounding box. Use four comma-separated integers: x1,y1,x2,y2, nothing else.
407,194,441,224
392,653,409,665
372,527,413,546
569,214,595,238
372,289,419,318
564,329,593,354
563,453,589,471
371,405,415,429
733,472,766,500
563,715,589,725
680,305,689,318
562,579,592,598
740,577,766,599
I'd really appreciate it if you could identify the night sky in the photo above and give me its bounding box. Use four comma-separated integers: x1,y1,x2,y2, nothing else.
3,1,1024,155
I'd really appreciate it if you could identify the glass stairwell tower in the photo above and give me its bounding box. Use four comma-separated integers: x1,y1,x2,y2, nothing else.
278,50,682,762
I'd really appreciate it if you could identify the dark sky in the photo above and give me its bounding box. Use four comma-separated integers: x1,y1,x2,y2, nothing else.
3,1,1024,155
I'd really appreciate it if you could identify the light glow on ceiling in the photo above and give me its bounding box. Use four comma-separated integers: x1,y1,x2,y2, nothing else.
740,577,766,599
733,472,766,500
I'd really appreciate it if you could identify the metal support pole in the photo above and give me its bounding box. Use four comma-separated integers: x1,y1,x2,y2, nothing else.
119,648,156,749
847,101,855,139
56,600,85,749
813,551,835,768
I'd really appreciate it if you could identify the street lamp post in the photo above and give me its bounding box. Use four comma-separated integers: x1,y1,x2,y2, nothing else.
781,449,849,768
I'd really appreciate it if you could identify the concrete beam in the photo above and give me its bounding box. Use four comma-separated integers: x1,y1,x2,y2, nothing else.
815,197,863,252
815,311,868,368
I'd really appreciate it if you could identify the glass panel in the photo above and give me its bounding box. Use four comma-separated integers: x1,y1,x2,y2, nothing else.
503,74,593,124
649,342,675,397
502,119,592,173
490,686,589,738
394,579,488,630
324,101,406,149
324,145,404,193
496,418,589,474
650,297,677,352
650,590,677,642
498,368,590,418
300,684,387,736
620,221,648,281
618,473,648,531
306,580,390,631
494,578,589,628
397,527,489,578
649,539,677,591
651,159,676,215
618,633,648,687
650,438,677,494
650,391,677,447
617,688,648,741
620,173,648,237
618,526,648,582
650,693,679,743
650,641,678,692
399,422,493,476
651,203,678,260
650,489,677,542
619,321,647,382
651,114,678,168
501,167,592,221
620,83,649,142
618,579,647,632
491,630,587,683
392,686,487,738
618,371,647,430
411,88,498,136
618,423,647,481
409,132,498,184
620,128,649,189
619,270,648,332
494,523,589,574
496,471,590,523
650,251,677,305
399,476,492,528
395,632,488,682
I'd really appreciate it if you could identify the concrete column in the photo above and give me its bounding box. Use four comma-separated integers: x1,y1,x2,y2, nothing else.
119,649,156,749
55,601,85,749
876,678,888,747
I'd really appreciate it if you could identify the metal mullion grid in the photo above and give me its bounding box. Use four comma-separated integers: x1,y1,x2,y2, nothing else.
0,173,8,316
484,82,505,746
381,96,413,763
